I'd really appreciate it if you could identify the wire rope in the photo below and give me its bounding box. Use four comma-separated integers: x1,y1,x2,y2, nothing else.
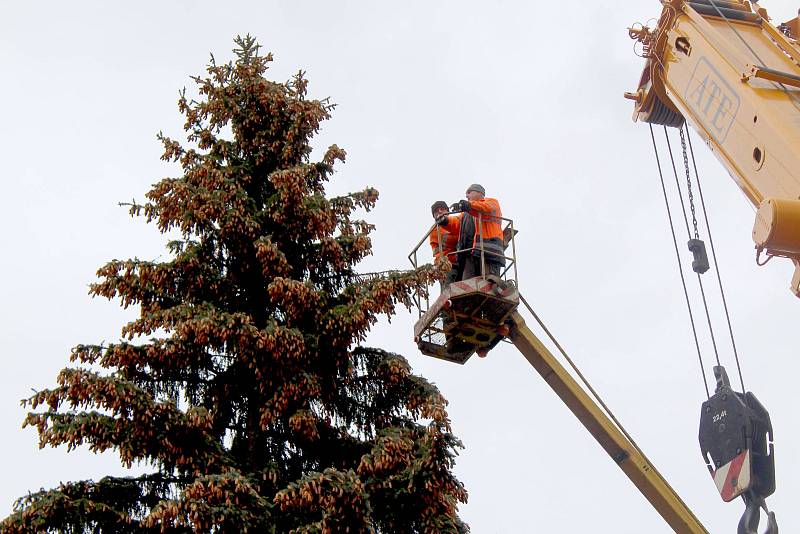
650,124,711,398
706,0,800,111
664,126,722,366
664,126,723,370
707,0,769,66
663,128,693,237
517,293,698,518
518,295,643,451
685,129,747,392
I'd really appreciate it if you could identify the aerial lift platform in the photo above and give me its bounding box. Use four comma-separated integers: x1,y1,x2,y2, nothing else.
413,275,518,364
408,216,710,533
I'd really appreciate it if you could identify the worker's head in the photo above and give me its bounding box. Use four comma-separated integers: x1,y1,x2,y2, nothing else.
431,200,449,219
466,183,485,201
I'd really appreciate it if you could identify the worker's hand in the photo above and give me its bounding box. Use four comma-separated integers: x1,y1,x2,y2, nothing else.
436,214,449,225
450,200,470,212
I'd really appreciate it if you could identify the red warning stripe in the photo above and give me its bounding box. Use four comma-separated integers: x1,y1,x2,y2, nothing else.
713,450,750,502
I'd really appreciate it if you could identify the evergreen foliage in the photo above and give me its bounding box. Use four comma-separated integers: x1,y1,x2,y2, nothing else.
2,35,467,533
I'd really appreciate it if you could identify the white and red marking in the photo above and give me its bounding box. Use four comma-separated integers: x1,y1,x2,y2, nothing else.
449,278,494,296
712,450,751,502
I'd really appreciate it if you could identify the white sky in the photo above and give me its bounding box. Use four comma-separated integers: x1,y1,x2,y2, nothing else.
2,1,799,532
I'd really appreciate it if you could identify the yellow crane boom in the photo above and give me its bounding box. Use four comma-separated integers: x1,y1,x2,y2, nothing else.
507,310,709,533
626,0,800,296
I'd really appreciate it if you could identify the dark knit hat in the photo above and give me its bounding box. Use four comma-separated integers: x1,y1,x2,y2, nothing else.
431,200,448,215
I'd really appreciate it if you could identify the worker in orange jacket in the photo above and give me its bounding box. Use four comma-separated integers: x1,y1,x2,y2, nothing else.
429,200,461,285
449,183,505,279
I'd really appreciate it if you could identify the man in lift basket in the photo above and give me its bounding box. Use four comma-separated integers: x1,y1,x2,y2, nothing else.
444,183,505,280
429,200,461,287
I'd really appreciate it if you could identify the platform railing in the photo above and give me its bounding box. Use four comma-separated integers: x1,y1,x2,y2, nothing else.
408,212,518,319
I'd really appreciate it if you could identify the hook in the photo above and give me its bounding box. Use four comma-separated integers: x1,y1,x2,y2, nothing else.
738,493,778,534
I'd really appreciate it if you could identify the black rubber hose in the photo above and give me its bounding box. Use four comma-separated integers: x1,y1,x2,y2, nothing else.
689,3,762,23
690,0,752,12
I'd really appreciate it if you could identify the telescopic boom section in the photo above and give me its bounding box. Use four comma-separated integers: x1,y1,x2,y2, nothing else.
507,311,709,534
627,0,800,296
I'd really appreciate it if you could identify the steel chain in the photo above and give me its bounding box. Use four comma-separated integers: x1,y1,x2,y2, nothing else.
680,127,700,239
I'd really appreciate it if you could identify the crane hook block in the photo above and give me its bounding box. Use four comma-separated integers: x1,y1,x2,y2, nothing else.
688,238,710,274
698,366,775,504
738,493,778,534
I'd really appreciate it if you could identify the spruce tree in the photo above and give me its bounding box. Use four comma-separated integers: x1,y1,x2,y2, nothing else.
2,35,467,533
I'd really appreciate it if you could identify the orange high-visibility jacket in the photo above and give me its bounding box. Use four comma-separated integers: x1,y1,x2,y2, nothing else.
465,197,503,242
429,214,461,265
462,197,505,264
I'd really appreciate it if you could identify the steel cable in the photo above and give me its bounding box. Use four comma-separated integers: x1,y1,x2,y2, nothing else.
706,0,800,111
650,124,711,398
518,295,643,450
517,293,700,527
665,127,723,369
664,126,722,366
686,129,747,393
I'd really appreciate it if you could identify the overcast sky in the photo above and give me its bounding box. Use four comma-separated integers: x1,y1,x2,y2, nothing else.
2,1,800,532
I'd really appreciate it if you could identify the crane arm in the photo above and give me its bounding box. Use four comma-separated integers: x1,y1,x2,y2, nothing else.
507,311,709,533
408,230,710,531
628,0,800,295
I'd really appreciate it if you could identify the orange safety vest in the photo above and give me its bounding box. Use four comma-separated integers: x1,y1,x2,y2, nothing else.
466,197,503,241
429,214,461,266
464,197,505,264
